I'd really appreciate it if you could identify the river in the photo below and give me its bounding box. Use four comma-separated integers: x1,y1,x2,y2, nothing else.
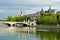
0,24,60,40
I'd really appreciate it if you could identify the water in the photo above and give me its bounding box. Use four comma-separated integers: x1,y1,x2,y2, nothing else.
0,24,60,40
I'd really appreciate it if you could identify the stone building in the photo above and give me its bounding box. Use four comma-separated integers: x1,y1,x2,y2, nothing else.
40,6,56,14
48,6,56,14
27,19,36,26
19,11,25,17
57,11,60,14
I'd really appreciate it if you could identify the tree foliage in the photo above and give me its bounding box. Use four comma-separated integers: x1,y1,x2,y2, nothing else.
36,13,58,25
7,16,30,22
7,16,14,21
7,12,60,25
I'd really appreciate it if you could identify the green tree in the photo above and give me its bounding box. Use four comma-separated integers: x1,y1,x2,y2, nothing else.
36,14,57,25
7,16,30,22
7,16,14,21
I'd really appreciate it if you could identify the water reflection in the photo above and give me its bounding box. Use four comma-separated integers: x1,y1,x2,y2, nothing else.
0,24,60,40
57,32,60,40
36,31,57,40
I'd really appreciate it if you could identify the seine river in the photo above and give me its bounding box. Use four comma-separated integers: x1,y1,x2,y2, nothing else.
0,24,60,40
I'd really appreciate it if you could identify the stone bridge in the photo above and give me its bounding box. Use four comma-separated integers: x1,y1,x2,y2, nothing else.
0,20,36,27
0,21,29,27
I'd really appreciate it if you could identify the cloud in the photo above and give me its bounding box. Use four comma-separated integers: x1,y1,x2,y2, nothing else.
0,0,54,6
0,0,60,18
0,0,60,6
0,9,6,13
54,0,60,2
0,0,60,11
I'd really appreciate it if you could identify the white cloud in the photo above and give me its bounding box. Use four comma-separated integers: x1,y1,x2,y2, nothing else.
0,9,6,13
54,0,60,2
25,10,37,14
0,0,60,19
5,0,54,5
0,0,60,12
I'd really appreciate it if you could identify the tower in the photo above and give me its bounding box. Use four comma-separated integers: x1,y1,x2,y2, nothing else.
48,6,51,12
41,8,44,12
40,8,44,13
40,8,45,15
20,11,24,16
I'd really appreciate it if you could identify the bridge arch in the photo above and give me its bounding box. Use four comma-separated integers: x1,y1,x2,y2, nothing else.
3,22,28,27
15,23,28,27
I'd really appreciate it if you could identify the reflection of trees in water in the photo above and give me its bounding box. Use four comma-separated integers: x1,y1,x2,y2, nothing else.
57,32,60,40
17,31,60,40
36,31,57,40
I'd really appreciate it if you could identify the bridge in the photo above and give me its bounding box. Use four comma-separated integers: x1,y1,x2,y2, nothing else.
0,20,36,27
0,21,29,27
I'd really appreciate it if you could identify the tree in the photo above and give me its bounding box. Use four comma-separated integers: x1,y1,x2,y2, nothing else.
36,16,41,24
7,16,14,21
7,15,30,22
36,14,57,25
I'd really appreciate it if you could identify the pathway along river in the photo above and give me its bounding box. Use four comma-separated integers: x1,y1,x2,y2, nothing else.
0,24,60,40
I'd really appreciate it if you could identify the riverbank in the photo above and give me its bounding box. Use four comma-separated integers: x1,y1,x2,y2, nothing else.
28,24,60,30
37,25,60,31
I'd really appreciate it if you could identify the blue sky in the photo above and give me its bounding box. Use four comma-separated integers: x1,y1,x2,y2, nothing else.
0,0,60,19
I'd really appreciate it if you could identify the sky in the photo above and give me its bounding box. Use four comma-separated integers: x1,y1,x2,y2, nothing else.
0,0,60,19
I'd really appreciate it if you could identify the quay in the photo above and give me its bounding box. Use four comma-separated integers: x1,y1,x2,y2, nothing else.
36,25,60,30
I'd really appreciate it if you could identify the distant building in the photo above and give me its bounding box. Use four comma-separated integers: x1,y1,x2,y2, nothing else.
57,11,60,14
27,19,36,26
40,6,56,14
34,12,40,16
40,8,44,13
19,11,25,16
27,11,40,21
48,6,56,14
